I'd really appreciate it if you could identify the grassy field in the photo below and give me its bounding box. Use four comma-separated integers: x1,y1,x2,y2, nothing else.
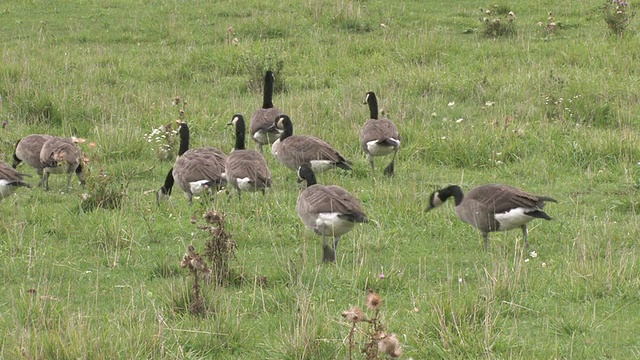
1,0,640,358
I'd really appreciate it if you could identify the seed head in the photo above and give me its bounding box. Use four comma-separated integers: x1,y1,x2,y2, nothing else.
377,332,402,358
341,307,366,323
366,289,382,310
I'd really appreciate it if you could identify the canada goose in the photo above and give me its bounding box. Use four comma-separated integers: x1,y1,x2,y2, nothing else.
296,164,368,263
157,122,227,204
0,161,30,200
226,114,272,196
39,137,86,191
249,70,284,153
270,114,352,174
13,134,55,186
360,92,401,176
425,184,557,250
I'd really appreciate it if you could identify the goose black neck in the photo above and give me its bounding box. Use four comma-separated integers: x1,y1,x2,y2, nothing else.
234,116,246,151
177,124,190,156
445,185,464,206
263,71,275,109
160,168,175,194
299,165,317,186
279,116,293,141
367,93,379,119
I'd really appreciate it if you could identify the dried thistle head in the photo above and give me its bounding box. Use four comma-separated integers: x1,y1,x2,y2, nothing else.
173,96,181,106
366,289,382,310
204,210,224,225
341,307,366,323
180,254,191,268
190,255,207,271
377,332,402,358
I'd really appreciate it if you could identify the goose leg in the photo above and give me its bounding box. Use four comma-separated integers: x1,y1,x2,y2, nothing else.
322,235,337,263
36,169,45,187
43,170,50,191
482,232,489,251
367,154,375,175
383,147,398,177
66,172,73,190
334,236,341,252
521,225,529,248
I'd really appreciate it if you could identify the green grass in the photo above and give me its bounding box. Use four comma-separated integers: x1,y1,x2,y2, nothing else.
1,0,640,358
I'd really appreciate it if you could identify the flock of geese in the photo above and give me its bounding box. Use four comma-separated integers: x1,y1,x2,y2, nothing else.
0,71,557,261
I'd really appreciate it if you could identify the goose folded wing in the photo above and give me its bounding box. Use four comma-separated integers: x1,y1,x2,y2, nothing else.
361,119,400,142
466,184,541,214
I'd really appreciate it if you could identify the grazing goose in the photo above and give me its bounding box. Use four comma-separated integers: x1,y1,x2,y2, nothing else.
39,137,86,191
226,114,272,197
425,184,557,250
296,164,368,263
249,70,284,153
13,134,55,187
270,114,352,174
0,161,30,200
157,122,227,204
360,92,401,176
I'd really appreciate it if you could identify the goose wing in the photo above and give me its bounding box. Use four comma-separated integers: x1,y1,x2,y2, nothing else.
360,119,400,145
280,135,350,164
466,184,549,214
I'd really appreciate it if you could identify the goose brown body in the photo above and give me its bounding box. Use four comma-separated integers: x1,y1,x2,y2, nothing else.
271,115,352,174
296,164,367,262
226,114,272,196
426,184,557,250
360,92,401,176
13,134,55,186
39,137,86,191
158,122,227,204
249,71,284,152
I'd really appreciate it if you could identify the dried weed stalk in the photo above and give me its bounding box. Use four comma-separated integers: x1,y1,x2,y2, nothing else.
179,245,211,316
199,211,236,286
341,289,402,359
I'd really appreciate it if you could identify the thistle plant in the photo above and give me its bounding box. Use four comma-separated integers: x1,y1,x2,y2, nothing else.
199,210,236,286
603,0,636,35
341,289,402,359
179,244,212,316
479,5,517,38
538,11,560,36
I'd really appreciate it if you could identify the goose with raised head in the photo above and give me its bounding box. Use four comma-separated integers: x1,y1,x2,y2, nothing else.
270,114,352,174
296,164,368,263
250,70,284,153
225,114,272,197
157,122,227,204
425,184,557,250
360,91,401,176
